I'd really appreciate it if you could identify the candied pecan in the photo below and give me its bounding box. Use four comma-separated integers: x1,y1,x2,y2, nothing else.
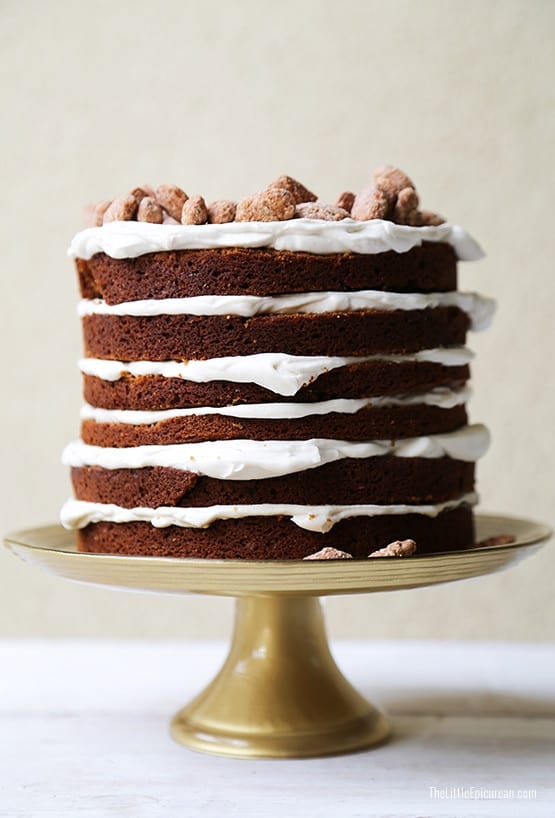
394,186,420,225
373,165,415,198
303,547,353,560
155,184,188,221
129,186,151,205
102,195,137,223
476,534,516,548
419,209,446,226
369,539,417,558
267,175,316,204
181,194,208,225
351,185,394,221
236,188,296,222
207,199,237,223
336,191,355,213
83,199,111,227
296,202,349,221
137,196,163,224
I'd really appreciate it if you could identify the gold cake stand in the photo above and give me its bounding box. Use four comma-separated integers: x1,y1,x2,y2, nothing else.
4,513,551,759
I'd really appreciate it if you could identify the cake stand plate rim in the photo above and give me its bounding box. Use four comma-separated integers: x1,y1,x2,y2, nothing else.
3,513,551,597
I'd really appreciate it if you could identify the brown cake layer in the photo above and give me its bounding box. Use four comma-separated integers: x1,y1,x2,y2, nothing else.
71,458,475,507
81,404,467,446
83,362,471,410
76,505,475,558
77,243,457,304
83,308,469,360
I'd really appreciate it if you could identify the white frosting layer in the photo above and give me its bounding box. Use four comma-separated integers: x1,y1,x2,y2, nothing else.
63,425,490,479
61,493,478,533
78,290,495,331
68,219,484,261
81,386,470,425
78,348,474,396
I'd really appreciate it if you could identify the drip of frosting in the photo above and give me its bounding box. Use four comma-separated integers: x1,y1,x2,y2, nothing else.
62,425,490,479
78,290,495,331
68,219,484,261
61,493,478,533
78,348,474,396
80,386,470,425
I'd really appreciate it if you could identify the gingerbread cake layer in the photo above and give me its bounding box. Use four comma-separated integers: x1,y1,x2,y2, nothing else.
83,362,471,410
76,505,474,559
71,458,475,508
83,308,470,361
80,404,467,447
77,243,457,304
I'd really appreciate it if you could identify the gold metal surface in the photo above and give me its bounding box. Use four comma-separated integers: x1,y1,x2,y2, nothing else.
3,515,550,597
4,514,551,758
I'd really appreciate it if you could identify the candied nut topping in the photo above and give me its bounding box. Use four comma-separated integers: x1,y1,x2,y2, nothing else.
236,188,296,222
267,175,317,204
303,547,353,560
296,202,349,221
373,165,415,198
368,538,417,558
394,186,420,225
129,186,151,205
351,185,394,221
420,209,446,226
181,194,208,225
336,191,355,213
82,167,449,227
476,534,516,548
102,195,137,224
208,200,237,224
155,184,188,221
137,196,163,224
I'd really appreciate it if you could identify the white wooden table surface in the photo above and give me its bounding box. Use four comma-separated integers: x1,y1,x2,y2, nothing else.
0,640,553,817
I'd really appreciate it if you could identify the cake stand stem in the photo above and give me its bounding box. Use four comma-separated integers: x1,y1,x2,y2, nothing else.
171,594,390,758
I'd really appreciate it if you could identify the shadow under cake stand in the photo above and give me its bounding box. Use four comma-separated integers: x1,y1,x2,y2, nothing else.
4,513,551,759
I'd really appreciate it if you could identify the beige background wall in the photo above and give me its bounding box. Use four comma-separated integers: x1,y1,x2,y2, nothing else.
1,0,553,640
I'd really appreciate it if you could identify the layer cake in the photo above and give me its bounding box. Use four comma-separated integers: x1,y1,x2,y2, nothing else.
61,168,494,559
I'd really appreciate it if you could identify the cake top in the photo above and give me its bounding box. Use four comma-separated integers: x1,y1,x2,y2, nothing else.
83,166,444,228
71,165,484,261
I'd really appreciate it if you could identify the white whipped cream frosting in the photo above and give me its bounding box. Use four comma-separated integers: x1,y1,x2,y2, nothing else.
78,290,495,331
81,386,470,425
63,425,490,479
79,348,474,396
61,493,478,533
68,219,484,261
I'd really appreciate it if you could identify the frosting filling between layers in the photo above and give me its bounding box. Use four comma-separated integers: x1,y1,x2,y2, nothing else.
80,386,471,424
61,492,478,533
78,290,495,331
68,219,484,261
63,424,490,479
79,348,474,396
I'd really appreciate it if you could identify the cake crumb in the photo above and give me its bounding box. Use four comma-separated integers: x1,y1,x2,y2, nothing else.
303,547,353,560
368,539,417,558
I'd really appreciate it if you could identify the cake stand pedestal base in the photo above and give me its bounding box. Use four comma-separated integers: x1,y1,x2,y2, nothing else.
4,515,551,759
171,595,389,758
